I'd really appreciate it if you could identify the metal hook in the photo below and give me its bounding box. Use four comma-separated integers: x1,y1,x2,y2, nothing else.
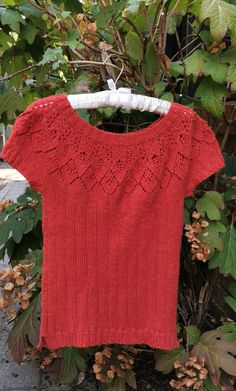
103,54,125,91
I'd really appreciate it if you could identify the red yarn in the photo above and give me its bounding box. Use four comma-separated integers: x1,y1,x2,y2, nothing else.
0,94,225,350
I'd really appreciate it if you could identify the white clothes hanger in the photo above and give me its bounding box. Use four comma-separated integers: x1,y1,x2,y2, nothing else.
67,57,171,115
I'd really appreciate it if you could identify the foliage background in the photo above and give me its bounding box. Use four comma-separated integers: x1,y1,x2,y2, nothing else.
0,0,236,390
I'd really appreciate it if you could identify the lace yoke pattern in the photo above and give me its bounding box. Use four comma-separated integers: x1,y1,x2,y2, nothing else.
0,94,225,196
30,96,191,194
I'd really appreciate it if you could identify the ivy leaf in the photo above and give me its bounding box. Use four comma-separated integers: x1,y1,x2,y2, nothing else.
8,293,41,364
125,31,143,63
59,347,86,384
195,77,229,117
191,327,236,385
200,0,236,46
208,224,236,278
0,8,25,33
154,346,188,374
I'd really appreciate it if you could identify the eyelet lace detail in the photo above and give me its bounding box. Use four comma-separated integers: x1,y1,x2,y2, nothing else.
28,94,221,195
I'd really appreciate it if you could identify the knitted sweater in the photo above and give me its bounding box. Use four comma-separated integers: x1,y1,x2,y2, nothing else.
0,94,225,350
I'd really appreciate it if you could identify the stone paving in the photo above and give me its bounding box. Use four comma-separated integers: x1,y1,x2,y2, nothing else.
0,162,98,391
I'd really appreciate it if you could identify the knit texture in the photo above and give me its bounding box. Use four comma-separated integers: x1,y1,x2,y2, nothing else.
0,93,225,350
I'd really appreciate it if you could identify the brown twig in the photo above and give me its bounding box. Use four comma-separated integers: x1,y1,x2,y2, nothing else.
0,65,36,82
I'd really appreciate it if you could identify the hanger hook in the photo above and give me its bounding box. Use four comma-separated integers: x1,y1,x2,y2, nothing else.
113,57,125,86
103,54,125,89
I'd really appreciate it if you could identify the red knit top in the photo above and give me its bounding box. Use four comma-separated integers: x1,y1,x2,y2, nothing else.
0,94,225,350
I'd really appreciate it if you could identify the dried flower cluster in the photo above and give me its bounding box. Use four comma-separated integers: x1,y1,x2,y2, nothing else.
184,211,210,262
76,13,96,44
26,346,61,371
170,356,208,390
0,264,39,315
0,199,12,212
92,346,135,383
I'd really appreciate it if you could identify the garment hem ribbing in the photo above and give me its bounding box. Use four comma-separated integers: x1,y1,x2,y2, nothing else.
37,329,180,350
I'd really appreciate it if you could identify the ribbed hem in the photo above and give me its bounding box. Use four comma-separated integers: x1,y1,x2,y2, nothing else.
37,328,180,350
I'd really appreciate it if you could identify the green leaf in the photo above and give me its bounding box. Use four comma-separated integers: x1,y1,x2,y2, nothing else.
220,322,236,342
142,41,158,85
59,347,86,384
0,8,25,33
123,0,153,15
224,295,236,312
168,0,190,13
35,64,50,84
22,22,38,44
154,346,188,374
203,53,229,84
38,47,67,69
64,30,80,50
166,13,183,34
227,282,236,299
196,192,223,220
191,327,236,385
200,0,236,46
167,60,184,76
208,224,236,278
226,64,236,90
53,0,83,13
201,221,226,253
107,377,126,391
133,14,148,34
202,375,221,391
204,191,224,208
125,31,143,63
185,325,201,345
184,49,207,77
18,4,42,17
21,250,43,276
218,47,236,64
154,81,166,97
199,30,213,47
195,77,229,117
8,293,41,364
160,92,174,101
1,49,27,88
0,30,13,50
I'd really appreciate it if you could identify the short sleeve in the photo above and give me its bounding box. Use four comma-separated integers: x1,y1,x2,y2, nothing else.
184,112,226,197
0,102,49,193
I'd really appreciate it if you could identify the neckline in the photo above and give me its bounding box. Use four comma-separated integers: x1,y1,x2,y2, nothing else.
58,93,178,145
